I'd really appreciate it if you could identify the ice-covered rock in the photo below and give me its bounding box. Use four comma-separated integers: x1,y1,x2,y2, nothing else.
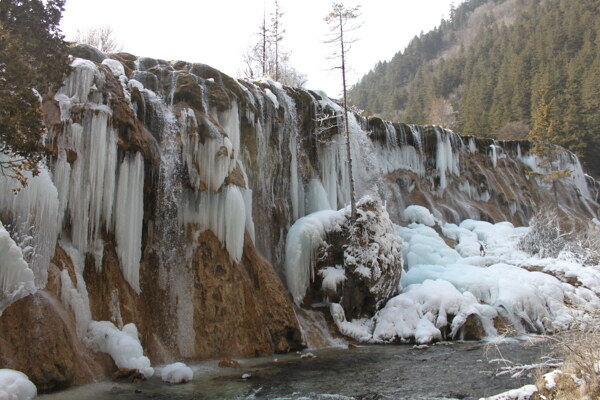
0,369,36,400
84,321,153,378
285,196,403,321
401,205,436,226
160,362,193,384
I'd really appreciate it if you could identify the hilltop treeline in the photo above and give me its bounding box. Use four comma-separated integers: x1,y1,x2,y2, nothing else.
350,0,600,176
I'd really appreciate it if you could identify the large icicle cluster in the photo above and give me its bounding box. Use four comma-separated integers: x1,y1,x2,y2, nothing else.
52,58,145,292
177,103,254,264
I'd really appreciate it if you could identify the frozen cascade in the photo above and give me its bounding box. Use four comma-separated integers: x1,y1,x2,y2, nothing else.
59,240,92,339
0,163,59,288
55,111,118,256
435,127,461,190
372,123,425,176
0,221,35,313
305,179,333,214
114,152,145,293
180,107,235,192
136,80,197,356
267,81,304,220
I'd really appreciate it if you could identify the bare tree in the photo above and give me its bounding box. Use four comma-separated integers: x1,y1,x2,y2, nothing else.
260,2,269,76
239,0,307,88
270,0,284,81
324,2,361,220
74,25,122,53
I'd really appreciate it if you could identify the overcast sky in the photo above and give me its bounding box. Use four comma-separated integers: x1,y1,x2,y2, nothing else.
60,0,458,97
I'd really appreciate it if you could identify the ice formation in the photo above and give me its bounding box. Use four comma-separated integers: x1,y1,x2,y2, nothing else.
160,362,193,384
0,222,35,313
85,321,154,378
0,369,37,400
372,279,497,343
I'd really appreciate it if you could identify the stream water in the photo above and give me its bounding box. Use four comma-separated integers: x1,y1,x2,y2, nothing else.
40,339,553,400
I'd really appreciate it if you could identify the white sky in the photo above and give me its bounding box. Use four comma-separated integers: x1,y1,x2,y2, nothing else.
60,0,457,97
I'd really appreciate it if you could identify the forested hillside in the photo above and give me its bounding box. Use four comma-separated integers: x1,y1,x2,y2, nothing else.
350,0,600,176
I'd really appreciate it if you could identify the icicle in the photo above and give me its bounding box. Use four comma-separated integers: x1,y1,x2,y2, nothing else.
54,110,118,257
180,185,248,263
114,152,145,293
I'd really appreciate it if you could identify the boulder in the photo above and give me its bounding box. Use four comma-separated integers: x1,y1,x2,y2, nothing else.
68,43,107,63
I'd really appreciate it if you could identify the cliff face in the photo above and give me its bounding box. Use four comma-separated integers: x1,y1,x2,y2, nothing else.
0,44,597,390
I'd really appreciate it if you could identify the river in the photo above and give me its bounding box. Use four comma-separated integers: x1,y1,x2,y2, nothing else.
40,338,553,400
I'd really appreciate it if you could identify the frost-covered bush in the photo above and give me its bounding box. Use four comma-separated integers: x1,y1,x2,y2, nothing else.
519,209,600,266
518,209,567,259
562,222,600,266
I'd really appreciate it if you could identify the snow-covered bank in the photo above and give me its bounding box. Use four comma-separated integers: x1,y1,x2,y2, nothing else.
290,203,600,344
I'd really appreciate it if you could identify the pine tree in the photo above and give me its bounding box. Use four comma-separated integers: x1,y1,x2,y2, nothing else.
528,87,571,200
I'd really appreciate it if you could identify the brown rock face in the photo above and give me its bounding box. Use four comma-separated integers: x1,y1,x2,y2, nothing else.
0,293,105,392
191,231,303,358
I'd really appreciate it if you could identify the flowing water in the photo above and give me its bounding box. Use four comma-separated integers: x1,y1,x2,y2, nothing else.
40,339,552,400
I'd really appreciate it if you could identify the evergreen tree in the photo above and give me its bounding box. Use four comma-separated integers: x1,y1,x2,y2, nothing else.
0,0,71,186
